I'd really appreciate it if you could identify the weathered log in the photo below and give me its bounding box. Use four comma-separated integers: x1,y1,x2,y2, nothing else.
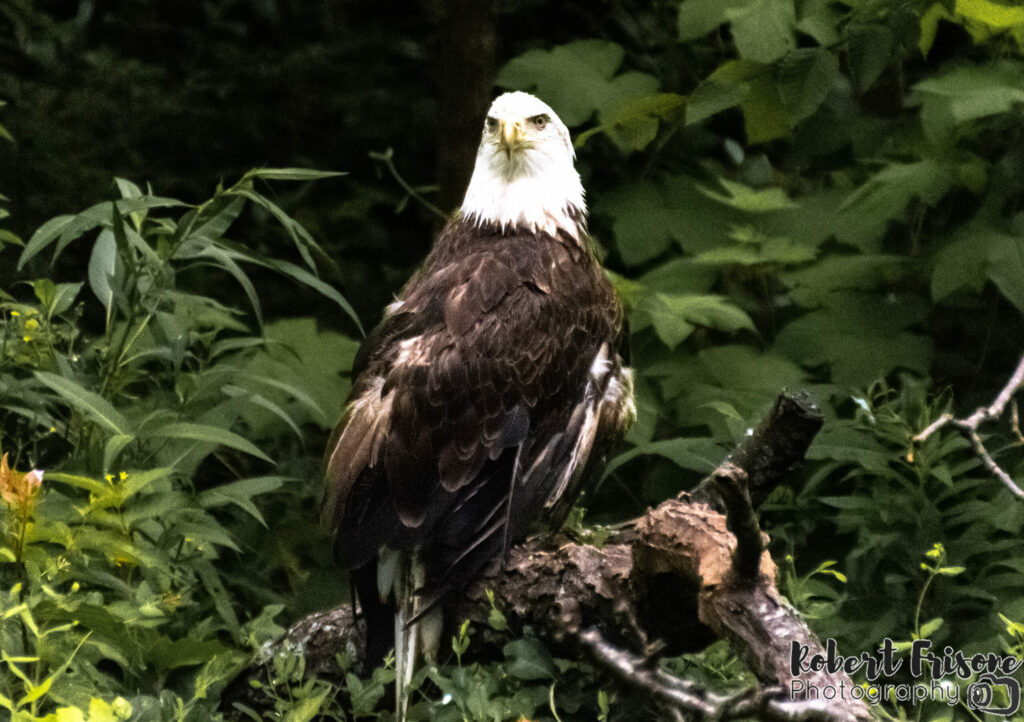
225,392,869,720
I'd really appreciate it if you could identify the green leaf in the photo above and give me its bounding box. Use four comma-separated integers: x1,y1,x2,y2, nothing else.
686,60,753,126
16,672,54,707
688,237,815,266
932,230,991,303
846,24,895,93
88,229,119,314
32,278,83,319
189,195,246,244
700,178,799,212
34,372,129,435
636,258,717,295
274,258,364,332
197,476,290,526
728,0,796,63
189,244,263,328
18,197,185,269
984,232,1024,314
578,93,684,152
144,422,273,463
836,160,952,251
796,0,843,45
503,638,558,681
194,559,242,639
227,187,323,271
604,437,725,479
651,345,811,438
497,40,660,128
912,63,1024,143
282,688,331,722
49,282,83,317
223,385,303,438
47,472,109,495
488,606,508,632
691,50,838,141
238,371,326,420
808,422,902,475
637,293,754,349
775,48,840,126
738,66,791,143
783,254,907,307
103,434,135,471
602,174,741,265
678,0,753,41
774,292,933,386
239,318,357,431
954,0,1024,47
121,492,190,526
147,634,229,671
115,177,142,200
243,168,346,181
121,467,174,499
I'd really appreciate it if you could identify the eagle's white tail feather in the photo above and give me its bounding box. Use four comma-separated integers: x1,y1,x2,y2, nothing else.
394,596,417,722
387,550,443,722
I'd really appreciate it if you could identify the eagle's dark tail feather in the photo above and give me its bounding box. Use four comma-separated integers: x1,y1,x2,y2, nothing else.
352,562,394,670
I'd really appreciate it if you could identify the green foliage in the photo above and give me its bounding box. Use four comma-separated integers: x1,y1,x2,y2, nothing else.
498,1,1024,717
2,0,1024,719
0,169,351,718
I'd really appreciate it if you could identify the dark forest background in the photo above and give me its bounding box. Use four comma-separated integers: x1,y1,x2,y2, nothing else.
2,0,1024,719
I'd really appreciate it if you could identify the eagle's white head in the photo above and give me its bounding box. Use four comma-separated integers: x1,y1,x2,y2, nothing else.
461,92,586,239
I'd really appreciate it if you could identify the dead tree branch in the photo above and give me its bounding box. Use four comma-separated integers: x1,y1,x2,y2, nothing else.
913,353,1024,499
225,392,870,721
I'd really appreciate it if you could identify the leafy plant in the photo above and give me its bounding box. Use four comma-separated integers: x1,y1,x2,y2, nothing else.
0,168,353,718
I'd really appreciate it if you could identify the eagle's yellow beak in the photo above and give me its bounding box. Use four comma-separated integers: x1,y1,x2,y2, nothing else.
499,119,524,154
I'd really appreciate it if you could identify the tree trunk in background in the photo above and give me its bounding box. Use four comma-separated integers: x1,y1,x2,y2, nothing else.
436,0,496,214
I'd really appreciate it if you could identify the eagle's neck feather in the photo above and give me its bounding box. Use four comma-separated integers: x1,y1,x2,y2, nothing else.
460,144,586,241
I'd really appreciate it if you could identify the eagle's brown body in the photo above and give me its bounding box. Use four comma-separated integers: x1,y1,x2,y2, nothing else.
323,214,630,658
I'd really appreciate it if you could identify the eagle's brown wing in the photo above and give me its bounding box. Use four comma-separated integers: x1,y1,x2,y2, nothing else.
323,226,628,605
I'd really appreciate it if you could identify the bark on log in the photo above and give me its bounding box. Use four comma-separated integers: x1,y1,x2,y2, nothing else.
225,392,869,721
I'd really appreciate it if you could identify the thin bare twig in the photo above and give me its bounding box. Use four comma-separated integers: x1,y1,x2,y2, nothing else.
913,353,1024,499
963,428,1024,499
977,354,1024,422
913,412,953,442
579,628,849,722
370,148,447,219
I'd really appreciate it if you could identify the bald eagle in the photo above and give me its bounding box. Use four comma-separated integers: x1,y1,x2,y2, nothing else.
322,91,634,718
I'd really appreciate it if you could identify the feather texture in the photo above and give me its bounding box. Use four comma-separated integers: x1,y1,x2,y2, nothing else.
322,92,633,721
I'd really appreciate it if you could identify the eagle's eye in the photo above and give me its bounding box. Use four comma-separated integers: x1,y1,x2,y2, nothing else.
530,114,549,129
485,117,498,132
